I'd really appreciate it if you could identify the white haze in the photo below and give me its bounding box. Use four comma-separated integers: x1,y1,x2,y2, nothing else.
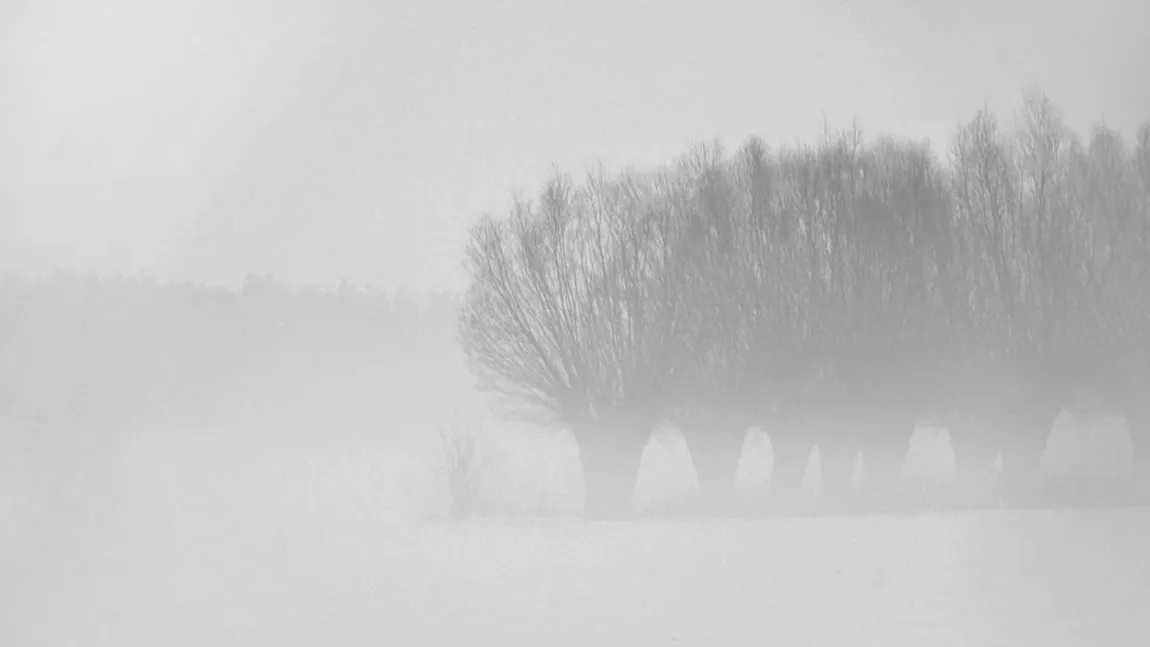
2,0,1149,291
4,406,1150,645
4,0,1150,644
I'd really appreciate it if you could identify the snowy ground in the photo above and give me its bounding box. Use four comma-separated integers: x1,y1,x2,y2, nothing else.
4,420,1150,647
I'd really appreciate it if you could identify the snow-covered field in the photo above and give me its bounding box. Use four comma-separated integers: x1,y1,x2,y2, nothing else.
4,419,1149,647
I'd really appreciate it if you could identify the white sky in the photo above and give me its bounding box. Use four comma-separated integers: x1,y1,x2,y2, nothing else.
1,0,1147,293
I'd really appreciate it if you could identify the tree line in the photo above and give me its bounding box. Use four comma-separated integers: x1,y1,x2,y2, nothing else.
459,87,1150,518
0,271,461,449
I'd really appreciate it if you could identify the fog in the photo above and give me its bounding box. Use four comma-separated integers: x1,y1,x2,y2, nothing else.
5,1,1150,644
5,396,1150,644
2,267,1144,644
3,0,1149,290
1,270,1145,643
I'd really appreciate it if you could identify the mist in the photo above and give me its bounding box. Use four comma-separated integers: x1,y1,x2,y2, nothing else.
4,0,1150,644
3,0,1149,290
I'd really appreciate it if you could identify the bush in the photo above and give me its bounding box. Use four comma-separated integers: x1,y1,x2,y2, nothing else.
436,417,493,520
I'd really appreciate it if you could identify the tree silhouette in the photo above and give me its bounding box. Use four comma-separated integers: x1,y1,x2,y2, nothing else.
459,170,672,518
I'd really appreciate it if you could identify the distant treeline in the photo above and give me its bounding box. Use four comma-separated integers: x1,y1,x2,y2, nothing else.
0,271,463,443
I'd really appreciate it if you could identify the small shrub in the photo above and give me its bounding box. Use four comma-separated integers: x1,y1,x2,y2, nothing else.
437,417,493,520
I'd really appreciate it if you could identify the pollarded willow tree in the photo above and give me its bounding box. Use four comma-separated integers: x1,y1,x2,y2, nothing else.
943,103,1058,477
655,132,959,508
940,88,1150,481
726,136,823,492
459,168,677,519
654,140,786,515
644,136,847,514
815,135,957,496
780,132,957,497
1041,120,1150,463
1130,125,1150,465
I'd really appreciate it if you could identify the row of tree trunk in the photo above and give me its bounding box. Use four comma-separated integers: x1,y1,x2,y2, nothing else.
572,387,1142,519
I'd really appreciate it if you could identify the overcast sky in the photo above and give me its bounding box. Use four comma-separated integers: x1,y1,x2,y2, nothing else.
1,0,1147,293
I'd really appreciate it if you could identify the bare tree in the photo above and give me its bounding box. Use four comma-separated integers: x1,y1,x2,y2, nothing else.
1131,123,1150,467
1053,123,1150,462
945,104,1053,480
832,137,954,498
649,140,774,515
459,169,670,519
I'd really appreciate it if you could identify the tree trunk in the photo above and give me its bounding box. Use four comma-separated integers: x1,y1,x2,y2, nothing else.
572,419,651,520
996,401,1059,506
815,435,856,506
1130,401,1150,473
768,429,816,501
948,414,1000,478
859,436,910,506
847,404,916,509
947,413,1004,507
1114,377,1150,473
681,423,747,517
807,399,912,497
1123,398,1150,503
